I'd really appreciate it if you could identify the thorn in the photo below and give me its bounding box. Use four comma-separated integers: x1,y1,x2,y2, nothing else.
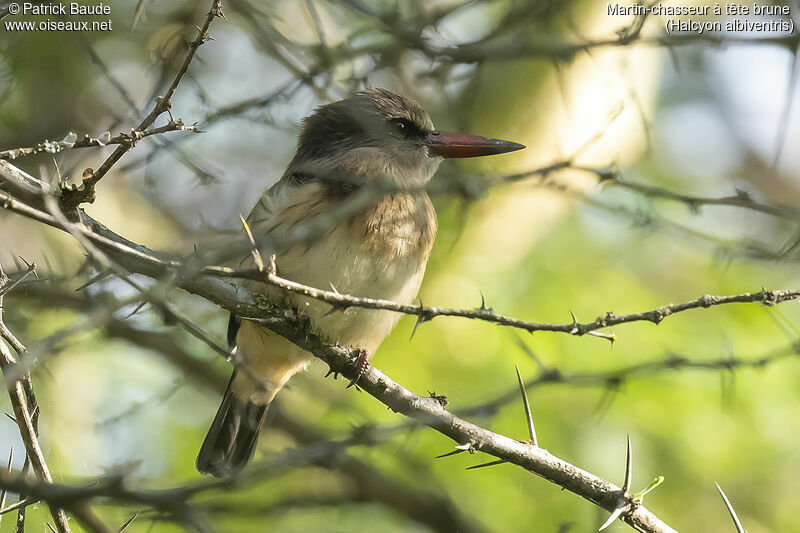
410,299,432,340
0,496,34,516
454,442,476,453
4,413,15,423
715,482,746,533
623,434,633,495
410,315,425,340
124,300,148,319
515,364,538,446
569,311,580,335
0,259,37,297
118,510,140,532
46,522,57,532
466,459,507,470
435,449,465,459
52,158,63,184
75,270,111,291
16,256,36,276
599,434,636,531
512,335,547,370
587,330,616,343
239,215,264,272
479,291,486,309
322,303,347,317
598,505,626,531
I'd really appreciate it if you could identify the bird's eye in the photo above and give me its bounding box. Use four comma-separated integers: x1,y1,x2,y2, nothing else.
390,118,414,137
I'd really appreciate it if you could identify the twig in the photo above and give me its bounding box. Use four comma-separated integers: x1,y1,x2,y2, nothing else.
606,174,800,220
541,178,789,262
0,448,11,528
0,470,208,532
2,168,800,342
0,266,71,532
269,326,676,531
6,281,490,532
0,261,36,297
0,121,200,162
59,0,224,211
0,496,37,516
0,341,71,532
231,263,800,339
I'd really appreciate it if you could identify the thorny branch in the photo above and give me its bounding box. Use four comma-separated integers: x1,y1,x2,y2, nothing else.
494,159,800,221
3,139,780,530
0,268,73,532
0,2,223,530
1,151,776,532
4,160,799,346
241,0,800,76
96,306,489,533
604,173,800,219
12,278,798,438
227,262,800,340
0,161,680,530
3,278,789,530
518,171,795,263
0,283,485,532
0,120,201,162
56,0,224,213
0,424,481,533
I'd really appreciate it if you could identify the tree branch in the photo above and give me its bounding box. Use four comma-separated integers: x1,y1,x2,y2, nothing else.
4,161,798,347
57,0,224,213
0,271,72,533
0,161,676,531
0,120,200,162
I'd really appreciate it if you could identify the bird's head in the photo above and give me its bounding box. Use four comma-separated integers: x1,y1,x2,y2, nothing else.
286,89,525,189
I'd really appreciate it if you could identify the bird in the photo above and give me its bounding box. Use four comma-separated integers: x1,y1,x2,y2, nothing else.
196,88,524,477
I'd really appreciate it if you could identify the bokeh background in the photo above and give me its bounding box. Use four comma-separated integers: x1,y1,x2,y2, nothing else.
2,0,800,531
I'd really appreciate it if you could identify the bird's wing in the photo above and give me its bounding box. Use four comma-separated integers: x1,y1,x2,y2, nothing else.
246,172,341,247
245,174,300,230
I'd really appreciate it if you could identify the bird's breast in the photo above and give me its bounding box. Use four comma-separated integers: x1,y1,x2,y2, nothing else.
353,191,437,261
274,191,437,350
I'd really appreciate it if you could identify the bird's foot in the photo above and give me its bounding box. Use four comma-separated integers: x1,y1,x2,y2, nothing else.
346,348,370,389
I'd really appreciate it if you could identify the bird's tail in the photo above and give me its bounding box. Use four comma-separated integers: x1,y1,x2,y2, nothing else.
196,372,270,477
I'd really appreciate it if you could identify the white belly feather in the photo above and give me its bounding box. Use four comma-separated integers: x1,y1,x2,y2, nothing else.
277,214,428,353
